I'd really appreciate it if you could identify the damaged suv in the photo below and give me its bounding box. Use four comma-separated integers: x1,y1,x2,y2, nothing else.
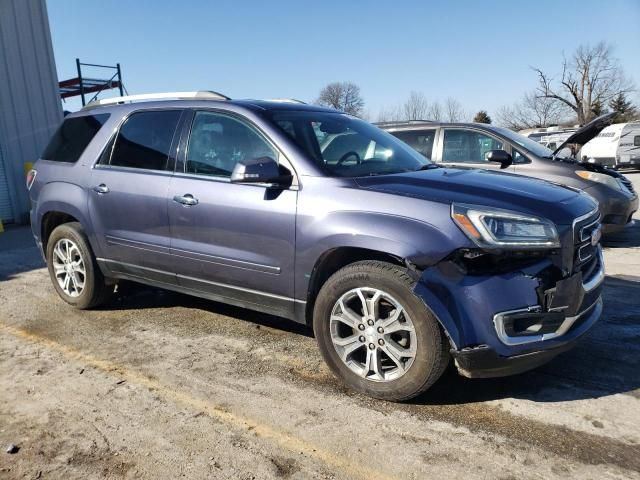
29,92,603,401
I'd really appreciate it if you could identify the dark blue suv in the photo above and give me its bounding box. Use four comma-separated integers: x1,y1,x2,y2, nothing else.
28,92,604,401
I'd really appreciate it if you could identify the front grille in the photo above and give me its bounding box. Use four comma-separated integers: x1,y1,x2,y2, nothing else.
619,177,635,195
573,210,601,275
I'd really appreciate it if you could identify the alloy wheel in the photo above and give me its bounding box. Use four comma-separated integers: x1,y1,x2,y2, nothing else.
329,287,417,382
52,238,86,297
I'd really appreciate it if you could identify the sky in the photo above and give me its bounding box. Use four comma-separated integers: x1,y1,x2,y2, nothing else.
46,0,640,117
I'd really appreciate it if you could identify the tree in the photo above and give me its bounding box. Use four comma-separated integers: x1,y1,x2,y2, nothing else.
533,42,634,124
444,97,466,122
473,110,492,124
608,93,638,122
590,99,606,117
376,105,403,122
402,91,429,120
496,91,570,130
316,81,365,116
427,101,443,121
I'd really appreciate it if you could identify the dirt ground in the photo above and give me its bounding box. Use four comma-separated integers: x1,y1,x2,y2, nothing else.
1,172,639,480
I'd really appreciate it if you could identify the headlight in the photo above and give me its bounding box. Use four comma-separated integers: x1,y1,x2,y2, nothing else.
576,170,624,192
452,204,560,248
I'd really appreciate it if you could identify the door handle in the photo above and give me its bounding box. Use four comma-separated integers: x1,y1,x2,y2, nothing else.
93,184,109,194
173,194,199,206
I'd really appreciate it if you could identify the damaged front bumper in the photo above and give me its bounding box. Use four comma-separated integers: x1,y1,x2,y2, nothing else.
413,246,605,379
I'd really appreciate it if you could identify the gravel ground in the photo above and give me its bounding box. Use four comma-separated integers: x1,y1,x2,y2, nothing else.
0,172,638,479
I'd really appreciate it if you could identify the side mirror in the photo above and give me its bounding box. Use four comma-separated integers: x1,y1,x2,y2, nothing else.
230,156,292,187
485,149,513,169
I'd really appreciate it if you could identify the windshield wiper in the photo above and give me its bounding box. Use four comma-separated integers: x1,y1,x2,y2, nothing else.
416,163,439,171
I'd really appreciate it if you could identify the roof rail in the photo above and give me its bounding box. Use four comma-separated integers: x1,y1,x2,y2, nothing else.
374,119,434,126
83,90,230,109
263,98,307,104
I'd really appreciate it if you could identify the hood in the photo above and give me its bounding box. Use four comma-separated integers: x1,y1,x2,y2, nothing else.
355,168,596,225
552,112,617,156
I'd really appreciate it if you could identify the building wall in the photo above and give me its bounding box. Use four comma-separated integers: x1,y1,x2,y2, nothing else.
0,0,62,224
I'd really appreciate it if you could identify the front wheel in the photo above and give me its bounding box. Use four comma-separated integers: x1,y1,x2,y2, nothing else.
46,222,112,309
313,261,450,401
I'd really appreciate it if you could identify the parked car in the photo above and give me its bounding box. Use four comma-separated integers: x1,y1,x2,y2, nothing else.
379,114,638,234
29,92,604,401
580,122,640,169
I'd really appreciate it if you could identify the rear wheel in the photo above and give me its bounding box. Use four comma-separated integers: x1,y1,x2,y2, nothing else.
46,222,111,309
313,261,450,401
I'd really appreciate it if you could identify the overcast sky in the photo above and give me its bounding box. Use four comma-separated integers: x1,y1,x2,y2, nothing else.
47,0,640,117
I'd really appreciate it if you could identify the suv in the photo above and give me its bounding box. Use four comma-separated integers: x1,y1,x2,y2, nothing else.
378,115,638,234
29,92,604,401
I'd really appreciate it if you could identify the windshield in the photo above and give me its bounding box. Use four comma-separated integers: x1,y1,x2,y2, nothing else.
491,126,559,158
268,111,430,176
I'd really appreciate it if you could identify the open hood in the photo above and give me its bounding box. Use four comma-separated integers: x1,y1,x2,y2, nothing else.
552,112,616,157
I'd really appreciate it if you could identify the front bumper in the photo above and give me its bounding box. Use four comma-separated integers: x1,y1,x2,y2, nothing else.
586,184,638,232
452,298,602,378
414,247,605,378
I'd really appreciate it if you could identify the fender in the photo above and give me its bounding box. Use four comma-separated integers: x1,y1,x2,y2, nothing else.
34,181,102,257
295,209,473,297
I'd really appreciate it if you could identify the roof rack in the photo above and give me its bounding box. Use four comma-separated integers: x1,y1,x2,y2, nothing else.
263,98,307,104
83,90,230,109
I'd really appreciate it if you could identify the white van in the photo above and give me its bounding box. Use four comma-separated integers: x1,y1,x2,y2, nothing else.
580,122,640,169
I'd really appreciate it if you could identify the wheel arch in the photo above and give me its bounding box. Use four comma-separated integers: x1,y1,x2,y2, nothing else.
304,244,429,326
35,182,99,255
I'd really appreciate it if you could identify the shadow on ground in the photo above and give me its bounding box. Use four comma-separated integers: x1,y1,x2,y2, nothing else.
0,226,43,282
108,281,314,338
105,275,640,405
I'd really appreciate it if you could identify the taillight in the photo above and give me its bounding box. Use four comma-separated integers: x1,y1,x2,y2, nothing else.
26,169,37,190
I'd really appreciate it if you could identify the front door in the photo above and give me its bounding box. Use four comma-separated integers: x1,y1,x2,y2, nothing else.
88,109,183,284
168,110,297,317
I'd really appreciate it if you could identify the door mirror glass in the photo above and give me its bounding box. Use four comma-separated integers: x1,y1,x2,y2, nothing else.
485,149,513,169
230,156,292,186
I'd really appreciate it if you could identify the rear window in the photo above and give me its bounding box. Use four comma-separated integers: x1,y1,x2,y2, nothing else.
392,130,436,160
41,114,110,162
109,110,181,171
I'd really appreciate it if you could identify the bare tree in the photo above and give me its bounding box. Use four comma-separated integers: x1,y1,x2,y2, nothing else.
402,91,429,120
427,101,443,121
376,105,403,122
534,42,634,124
496,91,570,130
444,97,466,122
316,81,365,116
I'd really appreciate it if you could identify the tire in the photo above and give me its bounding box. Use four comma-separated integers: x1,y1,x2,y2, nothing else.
313,260,450,402
46,222,112,309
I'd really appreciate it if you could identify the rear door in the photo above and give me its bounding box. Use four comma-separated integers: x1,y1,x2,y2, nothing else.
168,110,297,318
88,109,183,284
437,127,512,171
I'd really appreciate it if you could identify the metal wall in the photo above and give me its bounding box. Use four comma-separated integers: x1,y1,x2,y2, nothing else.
0,0,62,224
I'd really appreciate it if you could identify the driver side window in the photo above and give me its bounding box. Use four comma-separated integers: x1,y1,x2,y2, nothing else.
186,111,277,178
442,129,503,163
